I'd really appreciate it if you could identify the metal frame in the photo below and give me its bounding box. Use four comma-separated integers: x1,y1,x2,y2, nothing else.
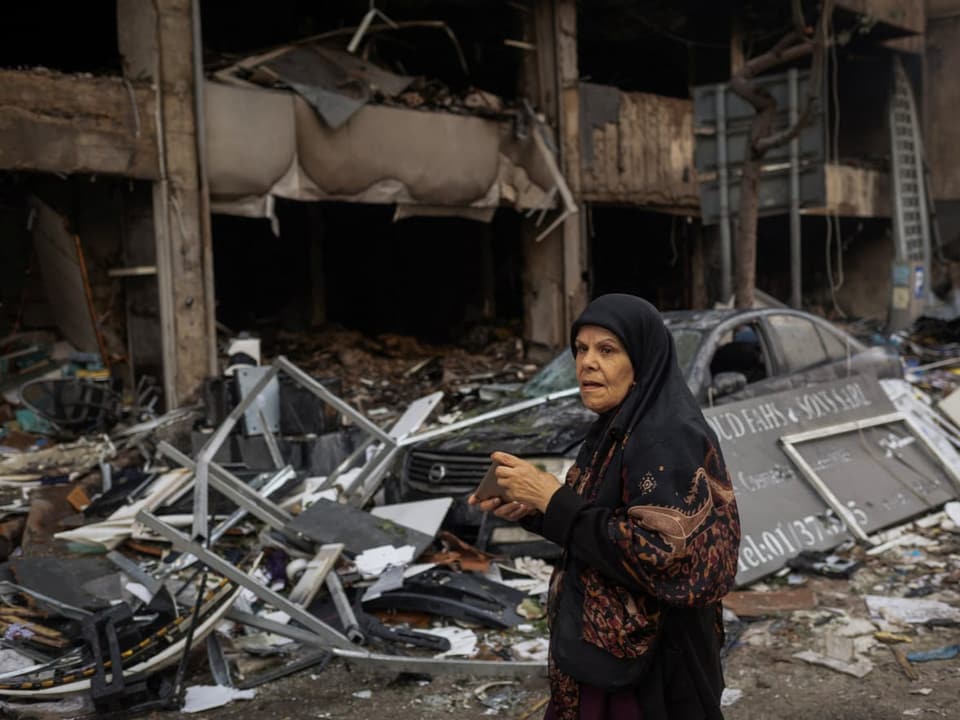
779,411,960,544
190,356,399,540
225,609,546,678
143,355,553,679
137,511,354,650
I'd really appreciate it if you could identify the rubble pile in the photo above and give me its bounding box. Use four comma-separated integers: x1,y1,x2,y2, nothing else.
0,310,959,716
0,342,556,717
720,504,960,708
273,326,538,423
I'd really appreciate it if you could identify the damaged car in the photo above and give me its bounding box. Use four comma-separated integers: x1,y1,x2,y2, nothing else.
385,307,903,547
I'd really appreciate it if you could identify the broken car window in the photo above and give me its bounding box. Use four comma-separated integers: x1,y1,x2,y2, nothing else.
767,314,829,373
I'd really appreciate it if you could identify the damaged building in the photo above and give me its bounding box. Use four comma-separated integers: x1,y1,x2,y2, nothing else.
1,2,960,715
0,0,953,408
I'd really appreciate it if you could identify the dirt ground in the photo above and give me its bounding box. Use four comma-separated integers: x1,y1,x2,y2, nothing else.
171,574,960,720
170,631,960,720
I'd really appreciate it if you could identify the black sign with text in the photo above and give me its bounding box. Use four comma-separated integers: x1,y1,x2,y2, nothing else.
705,375,956,585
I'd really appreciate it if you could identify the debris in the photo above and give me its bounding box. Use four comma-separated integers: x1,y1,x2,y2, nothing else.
417,626,478,658
792,649,874,678
181,685,257,713
864,595,960,626
906,644,960,663
723,587,818,617
510,638,548,663
354,545,417,579
892,646,921,681
866,533,939,557
944,501,960,528
370,497,452,539
721,688,744,707
786,550,860,578
874,632,912,645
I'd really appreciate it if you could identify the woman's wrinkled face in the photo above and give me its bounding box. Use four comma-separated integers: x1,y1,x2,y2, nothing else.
574,325,635,414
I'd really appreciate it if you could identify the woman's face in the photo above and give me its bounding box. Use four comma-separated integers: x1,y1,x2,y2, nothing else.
574,325,635,414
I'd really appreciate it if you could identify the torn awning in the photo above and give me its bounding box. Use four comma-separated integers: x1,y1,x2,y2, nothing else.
204,81,558,221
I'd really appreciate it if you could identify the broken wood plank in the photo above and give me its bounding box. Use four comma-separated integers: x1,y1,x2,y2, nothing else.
724,587,818,617
288,543,344,607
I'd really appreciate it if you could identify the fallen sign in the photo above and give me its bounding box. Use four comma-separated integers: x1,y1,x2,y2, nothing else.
707,374,959,586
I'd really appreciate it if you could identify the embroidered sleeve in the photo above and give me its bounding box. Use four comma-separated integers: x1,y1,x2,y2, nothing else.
546,440,741,606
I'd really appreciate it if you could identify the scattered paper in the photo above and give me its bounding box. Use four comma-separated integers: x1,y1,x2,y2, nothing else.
721,688,744,707
182,685,256,713
352,689,372,699
354,545,416,579
864,595,960,625
793,650,874,678
418,626,478,659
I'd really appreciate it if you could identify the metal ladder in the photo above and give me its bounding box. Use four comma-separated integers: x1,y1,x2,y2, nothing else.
889,56,931,293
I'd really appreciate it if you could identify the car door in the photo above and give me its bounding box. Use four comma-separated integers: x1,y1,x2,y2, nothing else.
698,314,788,404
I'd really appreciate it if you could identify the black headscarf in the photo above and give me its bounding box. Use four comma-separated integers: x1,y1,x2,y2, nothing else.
570,293,702,445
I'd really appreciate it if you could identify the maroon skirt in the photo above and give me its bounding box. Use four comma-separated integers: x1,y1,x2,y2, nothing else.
543,682,643,720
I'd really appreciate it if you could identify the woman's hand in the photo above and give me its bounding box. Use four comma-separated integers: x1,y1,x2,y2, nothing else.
466,494,539,522
467,451,562,517
492,450,562,513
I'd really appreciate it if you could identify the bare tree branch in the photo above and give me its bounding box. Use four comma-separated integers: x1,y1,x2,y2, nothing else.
756,0,834,153
726,0,836,309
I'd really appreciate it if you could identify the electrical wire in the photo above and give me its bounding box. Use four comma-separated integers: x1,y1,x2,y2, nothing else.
823,13,846,318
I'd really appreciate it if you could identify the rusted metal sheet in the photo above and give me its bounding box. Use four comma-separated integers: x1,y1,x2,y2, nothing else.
0,69,158,179
577,83,699,212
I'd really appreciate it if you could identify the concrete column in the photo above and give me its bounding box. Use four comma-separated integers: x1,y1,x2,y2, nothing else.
117,0,215,407
521,0,587,351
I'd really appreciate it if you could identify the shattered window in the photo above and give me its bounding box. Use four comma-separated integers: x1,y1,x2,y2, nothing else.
818,326,852,362
669,329,702,374
521,351,577,397
768,314,828,373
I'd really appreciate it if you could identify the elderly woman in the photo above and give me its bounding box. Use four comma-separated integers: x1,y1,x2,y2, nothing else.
470,294,741,719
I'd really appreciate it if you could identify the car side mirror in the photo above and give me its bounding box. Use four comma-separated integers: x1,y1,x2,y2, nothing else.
711,371,748,399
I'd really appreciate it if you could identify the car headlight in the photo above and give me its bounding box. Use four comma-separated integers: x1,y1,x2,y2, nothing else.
526,457,576,483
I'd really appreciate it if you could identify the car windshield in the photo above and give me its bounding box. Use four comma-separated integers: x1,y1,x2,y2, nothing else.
520,326,704,398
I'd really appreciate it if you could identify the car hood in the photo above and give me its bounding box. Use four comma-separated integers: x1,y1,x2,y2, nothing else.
416,395,595,456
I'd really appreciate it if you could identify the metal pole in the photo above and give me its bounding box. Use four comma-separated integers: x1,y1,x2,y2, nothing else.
192,364,280,541
789,68,802,309
397,387,580,446
716,84,733,302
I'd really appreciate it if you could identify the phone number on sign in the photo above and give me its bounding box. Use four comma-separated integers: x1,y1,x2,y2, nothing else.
738,501,869,572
